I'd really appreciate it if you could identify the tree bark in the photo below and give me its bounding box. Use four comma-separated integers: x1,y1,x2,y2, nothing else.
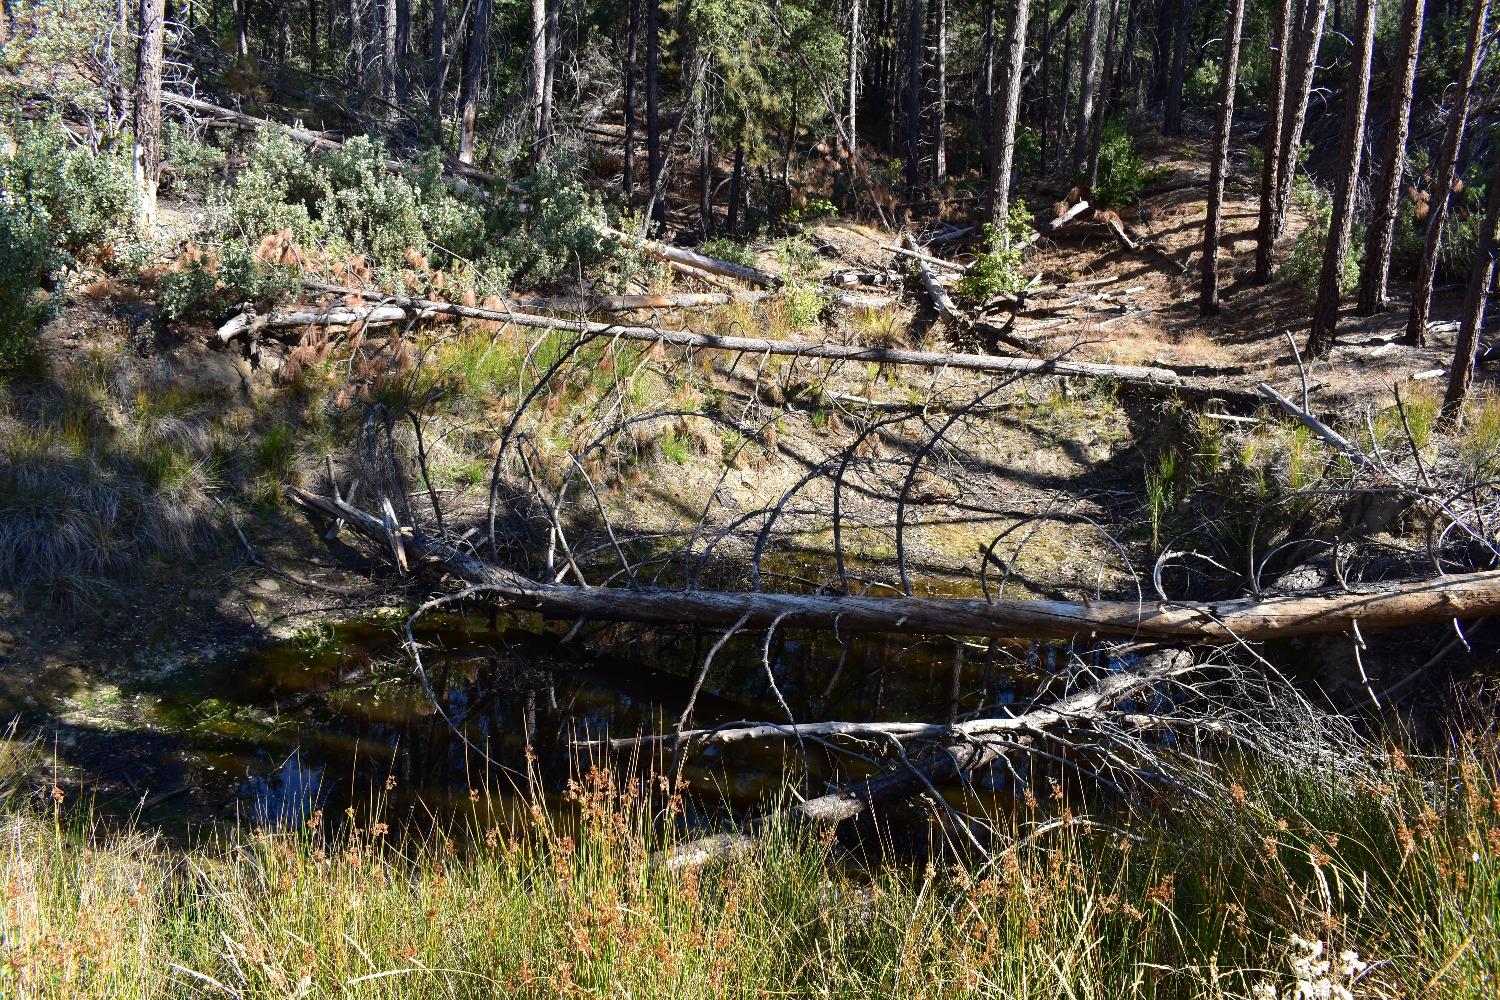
1162,0,1193,135
529,0,547,147
427,0,444,118
541,0,559,154
382,0,398,99
1085,0,1122,188
1253,0,1295,282
986,0,1033,228
848,0,862,158
1199,0,1246,316
932,0,946,182
697,68,713,237
1304,0,1376,357
1074,0,1103,173
728,123,745,235
981,0,995,141
623,0,638,206
297,488,1500,645
905,0,924,207
1354,0,1426,315
455,0,490,163
394,0,410,105
1269,0,1330,246
1404,0,1489,347
133,0,166,229
646,0,663,232
1442,154,1500,421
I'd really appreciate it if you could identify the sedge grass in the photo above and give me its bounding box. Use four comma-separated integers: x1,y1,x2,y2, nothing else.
1,741,1498,998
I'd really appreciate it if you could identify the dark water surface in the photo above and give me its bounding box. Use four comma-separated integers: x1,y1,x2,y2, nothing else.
133,612,1042,831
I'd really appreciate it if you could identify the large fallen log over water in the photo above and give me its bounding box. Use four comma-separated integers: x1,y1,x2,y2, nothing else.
290,488,1500,642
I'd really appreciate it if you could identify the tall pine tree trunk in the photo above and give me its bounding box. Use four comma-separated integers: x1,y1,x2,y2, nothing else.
1442,153,1500,421
932,0,946,182
394,0,409,105
1073,0,1102,173
1270,0,1330,244
540,0,559,156
981,0,995,140
427,0,445,119
646,0,662,232
1355,0,1426,315
728,121,745,235
1253,0,1295,281
905,0,923,207
698,69,713,237
134,0,165,228
1199,0,1246,315
623,0,638,206
1404,0,1489,346
529,0,547,145
455,0,489,163
382,0,397,99
1085,0,1122,188
987,0,1032,227
848,0,861,157
1305,0,1376,356
1162,0,1193,135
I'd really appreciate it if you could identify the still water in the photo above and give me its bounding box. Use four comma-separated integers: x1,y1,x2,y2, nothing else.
139,613,1044,831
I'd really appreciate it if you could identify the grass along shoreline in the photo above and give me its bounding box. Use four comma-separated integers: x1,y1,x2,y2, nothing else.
0,739,1497,998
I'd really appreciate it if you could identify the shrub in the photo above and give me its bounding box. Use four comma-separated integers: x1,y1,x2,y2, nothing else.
1,118,136,260
1091,121,1170,208
773,236,827,329
701,235,759,269
0,202,59,369
155,244,301,322
476,165,611,289
161,120,227,194
956,204,1034,301
1277,182,1363,299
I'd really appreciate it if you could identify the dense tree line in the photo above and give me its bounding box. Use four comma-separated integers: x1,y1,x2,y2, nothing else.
30,0,1500,410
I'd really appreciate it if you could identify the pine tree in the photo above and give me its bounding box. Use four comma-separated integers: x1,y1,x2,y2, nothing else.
1305,0,1377,356
986,0,1032,227
1199,0,1247,316
133,0,165,228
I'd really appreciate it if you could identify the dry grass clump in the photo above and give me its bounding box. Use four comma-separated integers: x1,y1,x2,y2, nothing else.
1,737,1498,998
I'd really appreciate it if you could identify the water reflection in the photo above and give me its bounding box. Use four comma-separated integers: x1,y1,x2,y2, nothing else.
149,615,1040,830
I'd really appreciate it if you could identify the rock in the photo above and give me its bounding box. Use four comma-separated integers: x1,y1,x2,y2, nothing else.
254,578,281,593
155,340,252,402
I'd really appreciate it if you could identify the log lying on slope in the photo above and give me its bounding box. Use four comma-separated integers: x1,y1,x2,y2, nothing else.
290,488,1500,642
514,288,894,314
222,282,1190,388
602,227,781,288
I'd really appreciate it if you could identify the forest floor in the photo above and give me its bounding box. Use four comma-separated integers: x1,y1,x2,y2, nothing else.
0,122,1484,822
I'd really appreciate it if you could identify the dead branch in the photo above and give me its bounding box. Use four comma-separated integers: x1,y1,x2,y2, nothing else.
289,487,1500,642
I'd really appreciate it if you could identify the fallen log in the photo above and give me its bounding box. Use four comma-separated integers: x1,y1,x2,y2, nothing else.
162,92,511,196
230,282,1189,390
514,289,894,313
659,648,1195,869
884,241,970,274
290,487,1500,643
603,227,781,288
902,233,969,328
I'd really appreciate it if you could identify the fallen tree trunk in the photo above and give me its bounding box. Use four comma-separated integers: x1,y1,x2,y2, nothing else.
290,488,1500,642
603,227,781,288
514,289,894,313
885,241,970,274
226,282,1190,388
659,648,1194,869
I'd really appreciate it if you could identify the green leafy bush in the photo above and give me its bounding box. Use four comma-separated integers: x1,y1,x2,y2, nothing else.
154,245,301,322
1277,182,1363,299
476,165,611,289
0,203,58,368
2,118,135,259
1091,121,1171,208
956,205,1034,301
701,236,759,269
220,129,485,281
161,121,226,194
